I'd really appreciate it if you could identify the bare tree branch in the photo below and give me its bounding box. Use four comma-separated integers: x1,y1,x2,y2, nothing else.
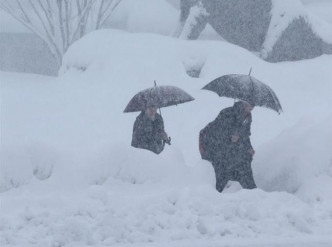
99,0,123,28
37,0,55,36
56,0,67,52
29,0,62,64
80,0,92,36
69,0,93,43
64,0,70,49
45,0,57,35
15,0,33,23
95,0,106,29
0,2,14,17
76,0,82,13
0,0,122,66
0,1,62,64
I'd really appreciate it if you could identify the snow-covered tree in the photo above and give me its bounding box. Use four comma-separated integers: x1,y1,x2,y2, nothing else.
0,0,122,65
176,0,332,62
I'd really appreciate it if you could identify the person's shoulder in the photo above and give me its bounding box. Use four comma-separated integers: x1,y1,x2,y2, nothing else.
248,112,252,120
219,106,233,116
155,113,163,120
135,112,145,121
213,107,235,124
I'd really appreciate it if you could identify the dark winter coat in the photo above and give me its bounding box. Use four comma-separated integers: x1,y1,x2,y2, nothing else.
131,112,165,154
199,102,253,168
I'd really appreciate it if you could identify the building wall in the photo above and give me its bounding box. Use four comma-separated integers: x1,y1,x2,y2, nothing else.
0,33,58,76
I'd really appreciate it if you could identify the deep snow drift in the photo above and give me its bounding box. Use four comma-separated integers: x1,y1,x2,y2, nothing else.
1,30,332,246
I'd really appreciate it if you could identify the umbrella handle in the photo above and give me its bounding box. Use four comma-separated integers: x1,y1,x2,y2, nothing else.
164,137,171,145
154,80,163,116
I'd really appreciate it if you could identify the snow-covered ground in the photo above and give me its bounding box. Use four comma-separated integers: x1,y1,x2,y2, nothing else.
1,29,332,246
302,0,332,24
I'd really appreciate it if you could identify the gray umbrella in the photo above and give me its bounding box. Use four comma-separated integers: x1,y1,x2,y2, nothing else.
124,85,195,113
202,74,282,113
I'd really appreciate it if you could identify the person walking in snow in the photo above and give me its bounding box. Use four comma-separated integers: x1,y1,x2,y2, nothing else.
131,103,169,154
199,101,257,192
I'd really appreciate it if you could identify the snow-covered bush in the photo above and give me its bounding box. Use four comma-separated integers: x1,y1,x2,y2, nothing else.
177,0,332,62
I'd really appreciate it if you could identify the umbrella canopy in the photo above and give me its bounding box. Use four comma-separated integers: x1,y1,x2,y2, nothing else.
202,74,282,113
124,85,195,113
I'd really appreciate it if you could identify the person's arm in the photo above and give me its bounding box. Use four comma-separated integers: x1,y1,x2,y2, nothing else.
131,118,139,147
242,115,254,155
156,115,168,140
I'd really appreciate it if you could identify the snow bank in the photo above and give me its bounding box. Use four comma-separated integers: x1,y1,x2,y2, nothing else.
255,116,332,194
1,30,332,246
0,143,57,192
2,179,332,246
2,29,331,197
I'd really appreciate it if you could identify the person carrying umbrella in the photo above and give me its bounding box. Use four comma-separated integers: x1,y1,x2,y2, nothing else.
124,83,194,154
200,100,256,192
131,102,169,154
200,72,282,192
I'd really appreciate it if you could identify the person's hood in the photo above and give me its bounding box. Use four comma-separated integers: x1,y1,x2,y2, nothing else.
233,101,250,123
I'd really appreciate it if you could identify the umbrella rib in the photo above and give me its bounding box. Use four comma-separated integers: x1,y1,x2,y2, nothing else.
250,76,254,106
266,85,282,113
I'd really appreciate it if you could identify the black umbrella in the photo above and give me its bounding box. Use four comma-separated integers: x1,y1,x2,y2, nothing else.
124,84,195,113
202,73,282,113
